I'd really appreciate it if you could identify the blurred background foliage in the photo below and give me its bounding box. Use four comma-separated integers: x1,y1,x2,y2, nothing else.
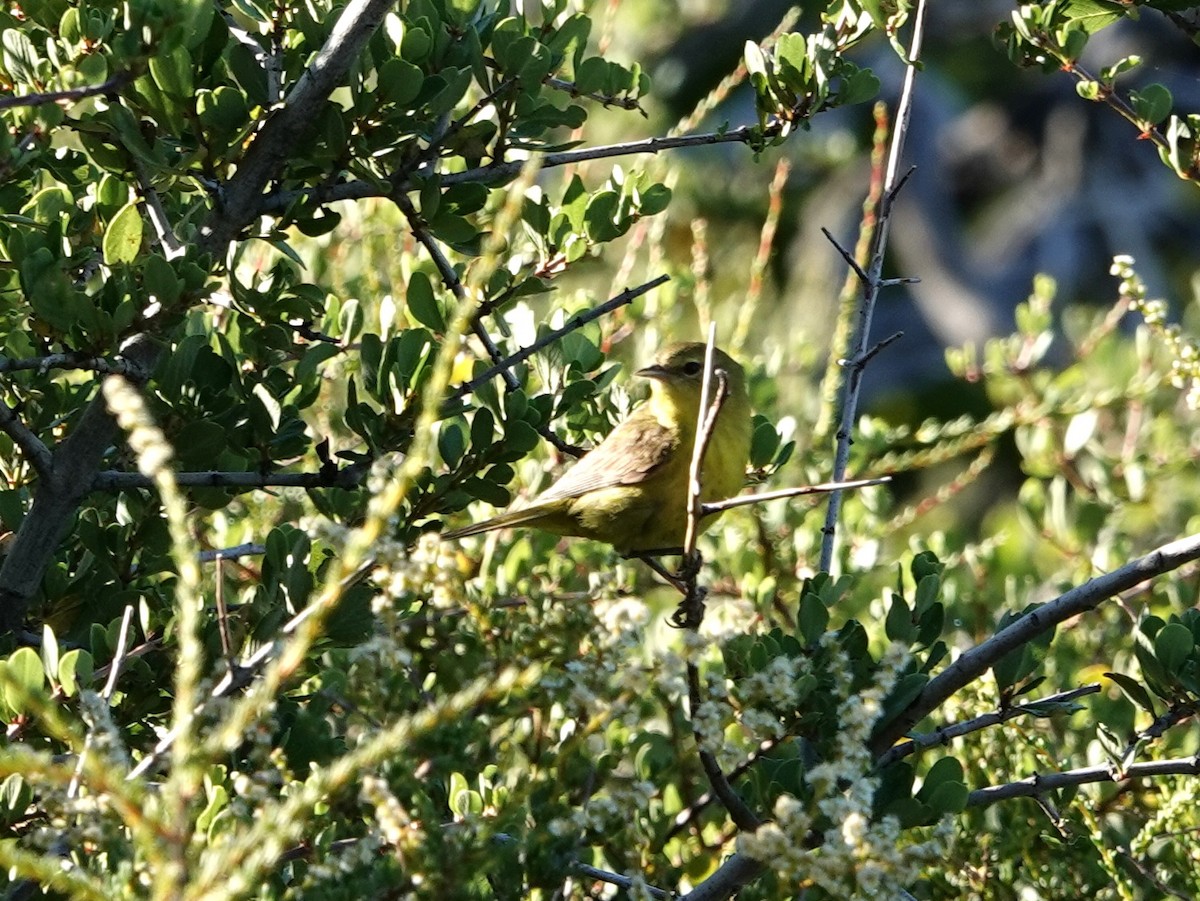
2,0,1200,898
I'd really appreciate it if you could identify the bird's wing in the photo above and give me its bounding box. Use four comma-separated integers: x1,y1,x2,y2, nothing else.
533,411,679,503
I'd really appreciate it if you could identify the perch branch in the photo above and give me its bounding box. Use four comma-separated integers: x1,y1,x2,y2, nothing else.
870,531,1200,757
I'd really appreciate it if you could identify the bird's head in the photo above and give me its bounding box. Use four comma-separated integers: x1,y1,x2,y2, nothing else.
635,342,748,424
637,342,745,395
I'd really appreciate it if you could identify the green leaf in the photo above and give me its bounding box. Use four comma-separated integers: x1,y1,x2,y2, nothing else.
1131,83,1172,126
1062,0,1126,34
885,592,915,643
798,591,828,645
1105,671,1155,714
104,201,143,265
407,272,445,331
1154,621,1194,673
583,190,621,242
4,647,45,713
149,44,194,100
438,423,466,467
378,57,424,106
58,649,94,698
925,780,969,815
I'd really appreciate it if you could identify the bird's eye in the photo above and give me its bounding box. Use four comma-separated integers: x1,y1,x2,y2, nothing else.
682,361,703,376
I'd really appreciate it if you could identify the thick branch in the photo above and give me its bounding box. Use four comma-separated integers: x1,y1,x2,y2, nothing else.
870,532,1200,757
678,853,765,901
0,0,395,635
198,0,398,255
968,755,1200,807
0,398,52,478
0,353,147,378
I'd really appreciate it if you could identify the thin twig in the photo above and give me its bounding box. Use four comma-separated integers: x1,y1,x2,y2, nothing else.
870,531,1200,757
0,72,134,111
69,605,136,798
686,664,762,832
131,156,185,260
391,78,519,185
670,329,762,833
543,77,643,112
875,684,1101,769
198,543,266,564
92,464,370,491
214,556,233,661
661,735,790,845
446,275,669,401
214,2,281,103
683,331,724,559
1119,698,1200,764
257,121,803,215
700,477,890,515
818,0,928,574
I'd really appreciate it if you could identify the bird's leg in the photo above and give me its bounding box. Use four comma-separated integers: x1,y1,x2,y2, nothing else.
627,550,708,627
670,584,707,629
671,549,707,628
629,552,688,594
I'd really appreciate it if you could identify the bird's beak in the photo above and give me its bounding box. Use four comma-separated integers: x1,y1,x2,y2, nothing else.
635,364,668,381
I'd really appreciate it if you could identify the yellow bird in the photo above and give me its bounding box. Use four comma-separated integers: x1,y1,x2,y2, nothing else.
441,343,752,554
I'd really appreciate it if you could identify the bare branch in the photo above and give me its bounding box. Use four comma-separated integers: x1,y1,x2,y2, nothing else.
446,275,669,401
1120,698,1200,763
818,0,929,573
700,476,890,515
682,334,726,560
968,755,1200,807
870,531,1200,757
69,605,136,798
390,77,519,185
131,155,185,260
92,464,370,492
0,353,148,379
678,853,765,901
0,72,133,111
199,543,266,564
570,863,670,899
686,664,762,832
875,684,1102,769
197,0,398,255
666,329,762,833
257,121,796,215
391,192,520,392
544,76,643,112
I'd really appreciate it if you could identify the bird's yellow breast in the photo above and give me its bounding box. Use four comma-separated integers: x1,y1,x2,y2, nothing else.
561,384,750,553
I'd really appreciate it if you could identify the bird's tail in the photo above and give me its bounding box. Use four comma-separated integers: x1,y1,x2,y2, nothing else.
440,504,550,541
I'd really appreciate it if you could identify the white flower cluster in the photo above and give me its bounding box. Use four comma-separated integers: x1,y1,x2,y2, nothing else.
738,642,950,897
1112,254,1200,409
735,654,811,743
